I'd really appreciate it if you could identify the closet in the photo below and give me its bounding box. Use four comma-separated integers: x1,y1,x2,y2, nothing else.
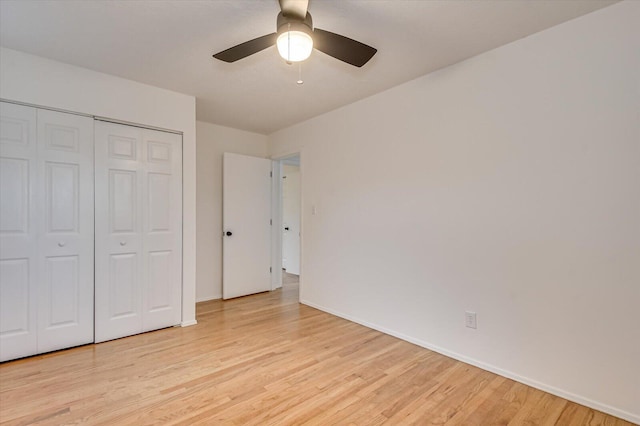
0,102,183,361
0,103,94,361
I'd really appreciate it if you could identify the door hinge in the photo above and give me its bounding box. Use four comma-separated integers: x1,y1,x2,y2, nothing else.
270,219,272,225
270,267,272,273
270,171,273,177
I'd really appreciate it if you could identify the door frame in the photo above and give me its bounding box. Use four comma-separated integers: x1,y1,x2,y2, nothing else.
270,152,303,299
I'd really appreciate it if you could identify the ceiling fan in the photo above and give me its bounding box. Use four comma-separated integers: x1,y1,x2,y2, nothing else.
212,0,377,67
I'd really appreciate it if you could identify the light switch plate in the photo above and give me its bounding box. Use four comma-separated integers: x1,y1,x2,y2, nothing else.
465,311,477,329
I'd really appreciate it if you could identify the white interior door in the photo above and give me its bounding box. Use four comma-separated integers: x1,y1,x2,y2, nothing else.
282,165,300,275
95,122,143,342
141,128,182,332
36,109,94,353
95,121,182,343
0,102,38,361
222,153,271,299
1,103,94,361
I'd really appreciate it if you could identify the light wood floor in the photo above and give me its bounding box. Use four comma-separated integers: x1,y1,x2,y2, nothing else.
0,280,633,425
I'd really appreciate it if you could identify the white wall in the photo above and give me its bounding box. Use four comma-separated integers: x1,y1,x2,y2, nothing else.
0,47,199,326
268,2,640,422
196,121,268,301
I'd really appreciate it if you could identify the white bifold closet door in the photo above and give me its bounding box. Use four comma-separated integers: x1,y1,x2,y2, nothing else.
0,103,38,361
0,102,94,362
94,121,182,343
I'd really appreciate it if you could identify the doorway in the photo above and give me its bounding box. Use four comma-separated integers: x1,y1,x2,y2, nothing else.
271,154,301,293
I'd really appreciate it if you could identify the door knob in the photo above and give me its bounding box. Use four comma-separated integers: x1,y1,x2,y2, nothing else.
58,241,66,247
226,231,233,236
120,241,126,246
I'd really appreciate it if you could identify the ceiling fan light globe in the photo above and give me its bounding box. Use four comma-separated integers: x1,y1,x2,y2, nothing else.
277,30,313,62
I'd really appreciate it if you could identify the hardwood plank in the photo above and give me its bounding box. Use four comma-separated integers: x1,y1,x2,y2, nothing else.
0,281,633,425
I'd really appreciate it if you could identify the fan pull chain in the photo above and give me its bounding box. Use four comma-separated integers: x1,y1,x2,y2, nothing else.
297,63,304,85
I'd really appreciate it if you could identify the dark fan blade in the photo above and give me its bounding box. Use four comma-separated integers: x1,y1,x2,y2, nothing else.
313,28,377,67
213,33,277,63
278,0,309,20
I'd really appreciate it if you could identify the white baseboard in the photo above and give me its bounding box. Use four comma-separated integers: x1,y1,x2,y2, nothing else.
196,294,221,303
301,299,639,425
180,319,198,327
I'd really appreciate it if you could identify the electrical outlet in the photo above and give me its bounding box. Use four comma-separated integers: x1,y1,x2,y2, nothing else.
465,311,477,329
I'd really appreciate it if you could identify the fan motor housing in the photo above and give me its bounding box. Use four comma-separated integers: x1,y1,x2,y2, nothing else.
277,11,313,34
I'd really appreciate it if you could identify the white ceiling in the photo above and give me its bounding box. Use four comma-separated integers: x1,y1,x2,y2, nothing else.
0,0,617,135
